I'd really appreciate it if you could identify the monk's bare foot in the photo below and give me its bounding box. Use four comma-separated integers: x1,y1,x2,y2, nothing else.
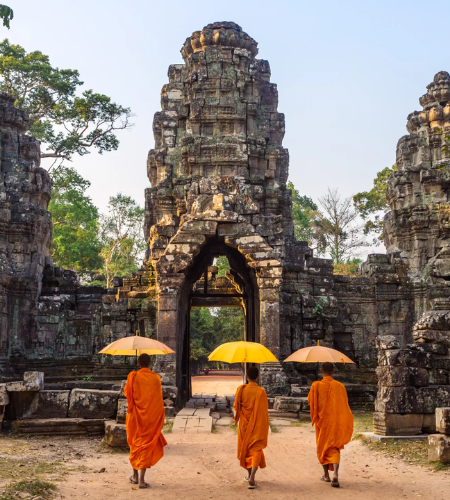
331,477,340,488
129,475,138,484
321,475,331,483
139,482,150,489
248,480,257,489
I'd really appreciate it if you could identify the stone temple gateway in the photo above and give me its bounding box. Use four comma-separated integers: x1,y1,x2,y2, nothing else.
1,21,450,436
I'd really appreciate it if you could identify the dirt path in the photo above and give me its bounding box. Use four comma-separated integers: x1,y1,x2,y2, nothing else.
191,374,242,396
2,424,450,499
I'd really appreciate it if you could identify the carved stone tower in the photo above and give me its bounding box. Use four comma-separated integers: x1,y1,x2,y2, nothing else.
143,22,294,397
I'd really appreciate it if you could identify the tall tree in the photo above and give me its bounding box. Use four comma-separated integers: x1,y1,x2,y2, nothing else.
0,5,13,28
315,188,368,263
288,181,326,254
353,165,397,242
49,166,102,282
98,194,145,288
0,39,132,169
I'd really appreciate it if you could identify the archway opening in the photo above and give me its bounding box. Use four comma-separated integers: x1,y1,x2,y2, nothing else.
176,239,259,404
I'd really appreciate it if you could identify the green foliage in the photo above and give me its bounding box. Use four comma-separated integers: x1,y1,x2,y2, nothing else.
98,194,145,288
313,297,329,321
288,181,326,254
353,165,397,241
49,166,102,282
216,255,231,277
190,307,244,372
0,5,13,29
0,39,132,167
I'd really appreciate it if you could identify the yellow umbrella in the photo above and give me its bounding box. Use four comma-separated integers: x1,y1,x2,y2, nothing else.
208,341,278,364
99,332,174,369
283,342,355,364
208,341,278,383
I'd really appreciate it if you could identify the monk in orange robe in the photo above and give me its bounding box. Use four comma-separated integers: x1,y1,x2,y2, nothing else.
124,353,167,489
234,366,269,489
308,362,353,488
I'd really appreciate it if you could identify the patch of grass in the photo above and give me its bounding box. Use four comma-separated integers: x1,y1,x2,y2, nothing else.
353,412,373,433
230,424,238,433
211,424,218,434
269,423,279,433
0,457,62,481
358,436,450,472
290,421,308,427
163,420,174,434
1,479,56,500
352,433,364,440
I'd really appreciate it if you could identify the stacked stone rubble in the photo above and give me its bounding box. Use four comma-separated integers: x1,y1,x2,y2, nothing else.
428,408,450,462
374,72,450,434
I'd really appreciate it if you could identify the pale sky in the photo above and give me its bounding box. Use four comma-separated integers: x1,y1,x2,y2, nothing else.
5,0,450,256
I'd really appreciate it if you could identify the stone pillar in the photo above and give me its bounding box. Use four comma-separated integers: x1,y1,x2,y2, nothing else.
154,275,184,386
258,277,288,395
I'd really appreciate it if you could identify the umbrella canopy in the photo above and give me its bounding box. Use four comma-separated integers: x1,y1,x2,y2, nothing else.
98,335,174,356
283,345,355,364
208,341,278,364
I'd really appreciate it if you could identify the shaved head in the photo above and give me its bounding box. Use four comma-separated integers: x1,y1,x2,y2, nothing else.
138,353,151,368
321,362,335,376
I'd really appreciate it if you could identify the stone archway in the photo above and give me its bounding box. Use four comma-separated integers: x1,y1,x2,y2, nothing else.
153,211,282,405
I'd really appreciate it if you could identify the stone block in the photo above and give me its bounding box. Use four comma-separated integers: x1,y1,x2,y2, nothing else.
376,366,429,387
162,385,178,400
0,384,10,405
419,386,450,413
378,349,432,369
105,420,128,447
119,380,126,398
375,386,422,413
273,396,303,412
165,406,176,417
373,412,424,436
436,407,450,434
23,390,69,419
423,413,437,433
428,434,450,462
68,389,118,419
376,336,401,350
117,398,128,423
6,371,44,392
11,418,105,436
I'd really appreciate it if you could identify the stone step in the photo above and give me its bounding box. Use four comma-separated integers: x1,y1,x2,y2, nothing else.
10,418,105,436
172,414,213,433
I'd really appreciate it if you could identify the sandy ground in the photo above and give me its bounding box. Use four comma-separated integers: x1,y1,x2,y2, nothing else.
191,374,243,396
2,425,450,499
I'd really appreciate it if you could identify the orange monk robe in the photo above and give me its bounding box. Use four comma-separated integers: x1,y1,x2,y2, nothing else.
234,382,269,470
308,376,353,470
124,368,167,470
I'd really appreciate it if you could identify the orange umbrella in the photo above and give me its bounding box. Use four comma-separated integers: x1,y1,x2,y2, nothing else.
284,342,355,364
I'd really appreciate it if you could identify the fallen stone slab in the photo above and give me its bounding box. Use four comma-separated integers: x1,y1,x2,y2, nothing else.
373,412,423,436
22,390,70,419
105,420,128,447
269,418,292,426
10,418,105,436
428,434,450,462
215,416,234,426
68,389,118,419
362,432,428,441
